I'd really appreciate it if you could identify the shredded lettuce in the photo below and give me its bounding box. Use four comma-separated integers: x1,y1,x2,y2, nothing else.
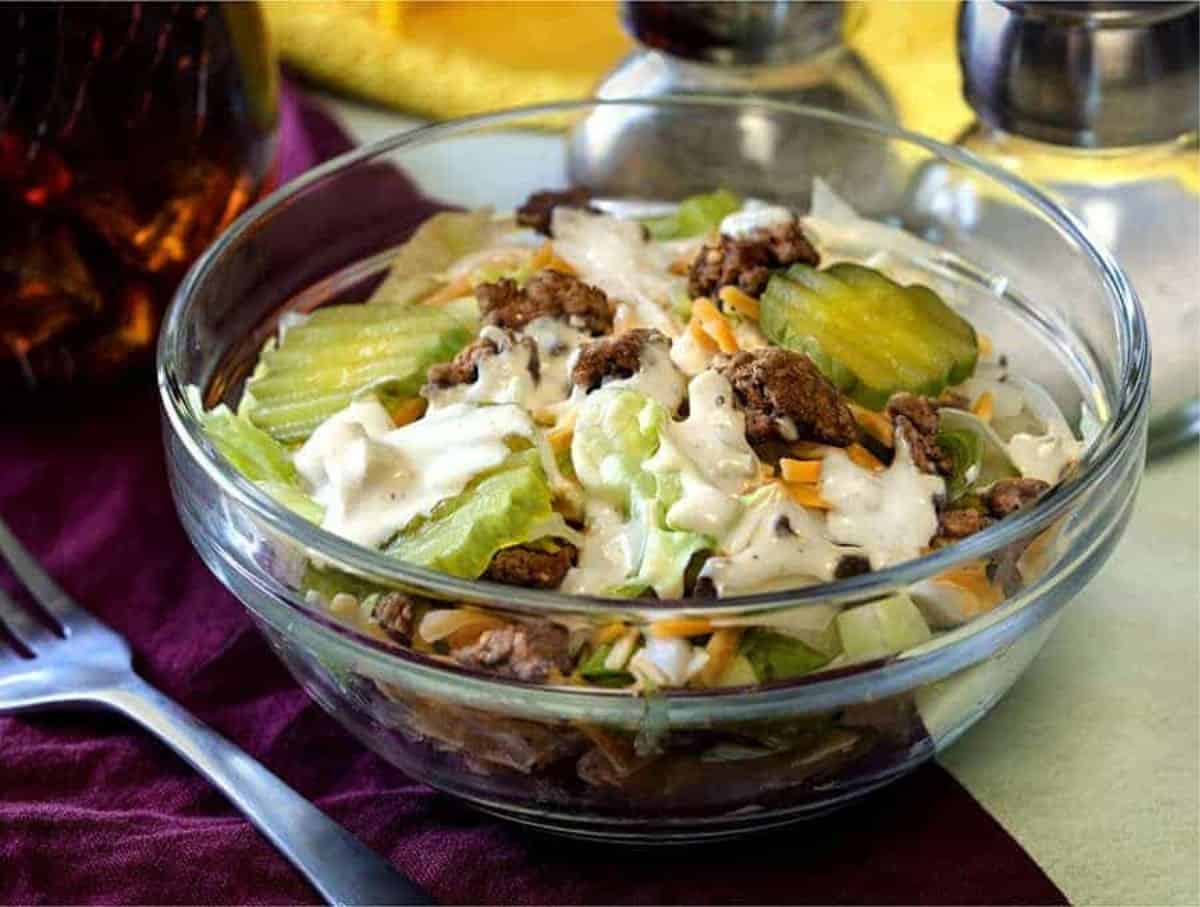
642,189,742,241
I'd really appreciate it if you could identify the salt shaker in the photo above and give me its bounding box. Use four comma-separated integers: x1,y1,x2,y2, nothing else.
957,0,1199,459
568,1,897,209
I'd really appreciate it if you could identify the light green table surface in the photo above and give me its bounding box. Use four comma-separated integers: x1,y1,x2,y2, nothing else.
327,97,1200,906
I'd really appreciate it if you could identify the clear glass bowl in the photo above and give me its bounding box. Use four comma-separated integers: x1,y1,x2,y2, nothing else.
157,98,1149,842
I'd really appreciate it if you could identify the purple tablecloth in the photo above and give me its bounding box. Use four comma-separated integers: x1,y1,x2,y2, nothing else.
0,84,1067,906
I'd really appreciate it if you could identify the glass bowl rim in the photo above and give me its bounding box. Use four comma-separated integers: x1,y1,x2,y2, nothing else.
157,96,1148,642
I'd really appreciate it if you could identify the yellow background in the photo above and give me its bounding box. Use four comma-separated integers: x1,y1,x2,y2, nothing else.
265,0,972,141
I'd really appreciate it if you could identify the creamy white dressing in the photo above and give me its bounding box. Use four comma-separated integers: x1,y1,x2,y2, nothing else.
294,399,535,548
560,501,644,596
820,439,944,570
550,208,682,335
424,318,587,416
645,433,742,537
603,336,688,413
719,201,796,239
668,326,715,376
423,327,538,411
1007,430,1079,483
700,484,844,596
671,371,758,492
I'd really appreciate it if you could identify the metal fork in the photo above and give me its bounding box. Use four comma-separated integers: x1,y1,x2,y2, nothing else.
0,516,433,906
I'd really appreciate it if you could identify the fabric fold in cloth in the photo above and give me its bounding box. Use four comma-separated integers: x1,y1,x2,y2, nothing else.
0,84,1064,905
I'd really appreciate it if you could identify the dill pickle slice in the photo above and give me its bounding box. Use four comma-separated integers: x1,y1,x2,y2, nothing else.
761,275,926,404
240,301,476,443
760,264,977,409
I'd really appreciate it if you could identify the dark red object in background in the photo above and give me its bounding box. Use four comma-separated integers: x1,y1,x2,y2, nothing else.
0,3,277,391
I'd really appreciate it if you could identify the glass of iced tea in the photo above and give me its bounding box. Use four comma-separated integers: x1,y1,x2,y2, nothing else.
0,2,278,392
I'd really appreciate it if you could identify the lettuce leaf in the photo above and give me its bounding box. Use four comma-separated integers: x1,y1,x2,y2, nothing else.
387,450,555,579
192,388,323,523
367,208,500,306
937,408,1019,498
571,388,666,512
836,593,932,662
741,629,830,682
578,643,635,687
642,189,742,241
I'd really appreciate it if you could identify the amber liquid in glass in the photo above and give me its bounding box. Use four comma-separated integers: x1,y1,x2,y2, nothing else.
0,3,277,392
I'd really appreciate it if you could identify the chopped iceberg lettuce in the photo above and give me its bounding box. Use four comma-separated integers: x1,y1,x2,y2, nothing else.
571,388,666,511
836,593,932,662
741,629,831,682
387,450,556,579
937,408,1019,498
192,389,322,523
642,189,742,241
578,643,635,687
620,523,710,600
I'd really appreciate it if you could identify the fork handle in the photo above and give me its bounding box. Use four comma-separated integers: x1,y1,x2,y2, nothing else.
99,677,434,906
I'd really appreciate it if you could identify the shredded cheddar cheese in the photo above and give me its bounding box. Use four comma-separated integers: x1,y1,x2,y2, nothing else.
972,390,994,422
782,481,832,510
780,458,822,484
849,402,894,447
647,617,714,638
423,274,473,306
699,628,742,686
388,397,427,427
846,442,885,472
691,297,739,354
445,614,509,649
593,622,629,646
531,240,576,275
718,285,761,320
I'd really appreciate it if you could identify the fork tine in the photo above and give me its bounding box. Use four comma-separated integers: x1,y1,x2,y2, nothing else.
0,584,58,653
0,516,85,632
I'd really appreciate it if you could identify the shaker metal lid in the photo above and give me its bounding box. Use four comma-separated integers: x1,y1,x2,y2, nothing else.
620,1,845,65
958,0,1199,147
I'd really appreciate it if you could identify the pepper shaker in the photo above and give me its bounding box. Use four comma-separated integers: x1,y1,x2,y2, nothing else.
956,0,1199,459
568,1,898,209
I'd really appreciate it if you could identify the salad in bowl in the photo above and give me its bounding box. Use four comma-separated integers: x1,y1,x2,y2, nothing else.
193,182,1084,694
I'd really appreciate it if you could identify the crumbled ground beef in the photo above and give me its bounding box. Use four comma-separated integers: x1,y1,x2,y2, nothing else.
451,620,572,682
477,271,613,335
372,592,419,643
933,507,993,547
485,543,578,590
886,392,952,475
571,328,670,391
688,220,820,299
834,554,872,579
426,330,536,389
516,187,599,236
984,477,1050,517
932,478,1050,548
714,348,857,447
